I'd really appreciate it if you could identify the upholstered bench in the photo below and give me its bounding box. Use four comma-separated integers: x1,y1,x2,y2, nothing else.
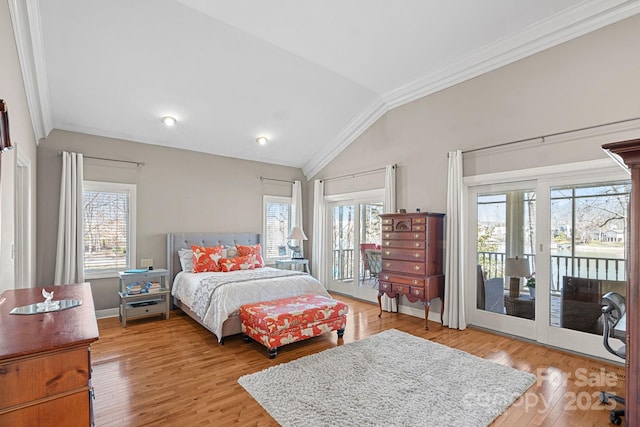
240,294,348,358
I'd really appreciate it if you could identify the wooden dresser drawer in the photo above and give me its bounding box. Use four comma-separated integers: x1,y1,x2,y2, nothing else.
379,273,424,287
381,248,425,262
0,347,89,409
392,284,411,295
382,231,425,241
379,281,393,292
381,240,425,249
382,259,425,274
0,389,91,426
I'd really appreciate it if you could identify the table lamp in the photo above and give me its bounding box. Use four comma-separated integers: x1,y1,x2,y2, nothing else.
287,226,308,259
505,257,530,298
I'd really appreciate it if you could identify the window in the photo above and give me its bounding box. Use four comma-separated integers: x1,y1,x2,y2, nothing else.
263,196,292,261
83,181,136,278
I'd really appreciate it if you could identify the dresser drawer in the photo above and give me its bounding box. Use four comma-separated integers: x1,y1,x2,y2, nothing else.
379,281,393,293
0,389,91,426
126,300,167,317
381,248,425,262
392,283,411,295
0,347,90,409
379,273,424,287
382,232,425,241
381,240,425,249
382,259,425,274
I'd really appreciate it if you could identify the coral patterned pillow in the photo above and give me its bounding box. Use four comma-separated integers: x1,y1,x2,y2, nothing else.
219,255,254,272
236,244,265,268
191,245,224,273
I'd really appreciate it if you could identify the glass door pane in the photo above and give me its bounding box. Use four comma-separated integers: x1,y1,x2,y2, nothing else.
358,202,383,289
331,204,355,285
550,181,629,335
476,189,536,319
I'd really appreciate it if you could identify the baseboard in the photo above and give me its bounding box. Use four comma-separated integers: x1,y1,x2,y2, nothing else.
95,308,119,319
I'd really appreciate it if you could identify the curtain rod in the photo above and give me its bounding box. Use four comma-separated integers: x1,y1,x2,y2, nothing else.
322,165,389,183
462,116,640,155
58,151,145,167
260,176,295,184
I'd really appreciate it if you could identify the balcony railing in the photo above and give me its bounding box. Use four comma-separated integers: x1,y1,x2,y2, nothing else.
333,249,355,281
477,251,626,291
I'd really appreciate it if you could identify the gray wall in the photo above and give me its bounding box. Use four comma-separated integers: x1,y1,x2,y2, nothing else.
0,2,38,292
307,14,640,314
37,130,304,310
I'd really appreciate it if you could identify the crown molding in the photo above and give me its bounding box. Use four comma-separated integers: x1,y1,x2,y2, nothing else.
8,0,52,143
303,0,640,178
302,96,386,178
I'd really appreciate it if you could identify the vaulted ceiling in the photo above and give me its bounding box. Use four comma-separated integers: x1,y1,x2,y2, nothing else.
14,0,640,177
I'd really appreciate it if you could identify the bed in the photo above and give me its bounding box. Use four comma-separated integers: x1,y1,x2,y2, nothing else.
166,232,330,343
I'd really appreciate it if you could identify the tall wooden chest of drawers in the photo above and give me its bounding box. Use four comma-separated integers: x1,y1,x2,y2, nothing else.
0,283,99,426
378,212,445,329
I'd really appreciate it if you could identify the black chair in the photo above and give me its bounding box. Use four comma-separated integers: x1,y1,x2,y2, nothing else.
599,291,626,425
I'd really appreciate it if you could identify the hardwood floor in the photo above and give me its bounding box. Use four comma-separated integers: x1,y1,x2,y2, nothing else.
92,295,625,426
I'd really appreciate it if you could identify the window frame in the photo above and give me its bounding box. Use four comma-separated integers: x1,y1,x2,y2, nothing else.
262,195,292,262
83,180,137,279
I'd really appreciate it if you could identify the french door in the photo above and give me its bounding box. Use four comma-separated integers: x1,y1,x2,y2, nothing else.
325,190,384,302
467,163,630,360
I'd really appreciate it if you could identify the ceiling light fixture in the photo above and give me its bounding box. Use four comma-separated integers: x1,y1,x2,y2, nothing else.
161,116,177,126
256,136,268,145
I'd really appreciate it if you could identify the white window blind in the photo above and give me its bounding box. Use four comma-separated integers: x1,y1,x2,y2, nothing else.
83,181,136,277
263,196,292,260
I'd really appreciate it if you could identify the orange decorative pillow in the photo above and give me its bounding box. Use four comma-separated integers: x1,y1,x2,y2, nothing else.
219,255,254,272
191,245,224,273
236,244,265,268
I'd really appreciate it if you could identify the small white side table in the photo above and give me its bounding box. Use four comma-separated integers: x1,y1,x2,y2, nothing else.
118,268,170,327
275,259,310,274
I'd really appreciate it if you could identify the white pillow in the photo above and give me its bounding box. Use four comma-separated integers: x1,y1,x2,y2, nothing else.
225,246,238,258
178,249,194,272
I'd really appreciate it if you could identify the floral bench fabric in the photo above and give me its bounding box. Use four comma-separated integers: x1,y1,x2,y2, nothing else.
240,294,348,358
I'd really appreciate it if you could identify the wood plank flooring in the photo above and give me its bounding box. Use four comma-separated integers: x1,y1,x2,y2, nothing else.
91,294,625,426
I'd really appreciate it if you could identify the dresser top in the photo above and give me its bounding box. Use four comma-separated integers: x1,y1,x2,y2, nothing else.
0,283,99,360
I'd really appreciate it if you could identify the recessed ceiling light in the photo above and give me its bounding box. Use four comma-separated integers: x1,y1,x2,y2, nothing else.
256,136,268,145
162,116,177,126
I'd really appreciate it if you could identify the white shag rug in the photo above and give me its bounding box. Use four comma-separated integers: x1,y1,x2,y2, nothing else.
238,328,536,427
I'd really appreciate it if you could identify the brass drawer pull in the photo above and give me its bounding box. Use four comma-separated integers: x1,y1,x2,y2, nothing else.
415,242,420,247
414,233,420,238
413,280,419,285
385,251,391,256
385,242,391,246
413,253,420,258
413,265,421,271
383,275,389,280
385,234,390,238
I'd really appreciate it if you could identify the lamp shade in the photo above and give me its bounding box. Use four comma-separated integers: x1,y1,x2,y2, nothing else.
287,226,308,241
505,257,530,277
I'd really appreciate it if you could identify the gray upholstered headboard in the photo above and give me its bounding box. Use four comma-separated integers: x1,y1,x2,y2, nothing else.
166,232,261,283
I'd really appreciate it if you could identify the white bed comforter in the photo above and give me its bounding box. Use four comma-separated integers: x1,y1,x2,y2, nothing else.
171,267,329,341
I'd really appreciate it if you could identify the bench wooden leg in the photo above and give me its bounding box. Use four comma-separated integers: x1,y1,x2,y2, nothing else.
268,347,278,359
243,334,251,343
337,328,345,339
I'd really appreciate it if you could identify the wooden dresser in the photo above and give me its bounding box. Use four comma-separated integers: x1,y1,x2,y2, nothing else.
378,212,445,329
0,283,99,426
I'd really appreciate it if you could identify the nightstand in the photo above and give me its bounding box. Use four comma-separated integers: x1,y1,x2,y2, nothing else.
275,259,310,274
118,269,170,327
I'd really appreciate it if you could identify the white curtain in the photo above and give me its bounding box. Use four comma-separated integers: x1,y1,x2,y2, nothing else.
311,180,326,285
443,150,466,329
54,151,84,285
381,164,398,312
291,180,304,257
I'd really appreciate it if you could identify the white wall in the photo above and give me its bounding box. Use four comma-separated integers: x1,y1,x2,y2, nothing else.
0,1,38,292
37,130,305,310
307,14,640,316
